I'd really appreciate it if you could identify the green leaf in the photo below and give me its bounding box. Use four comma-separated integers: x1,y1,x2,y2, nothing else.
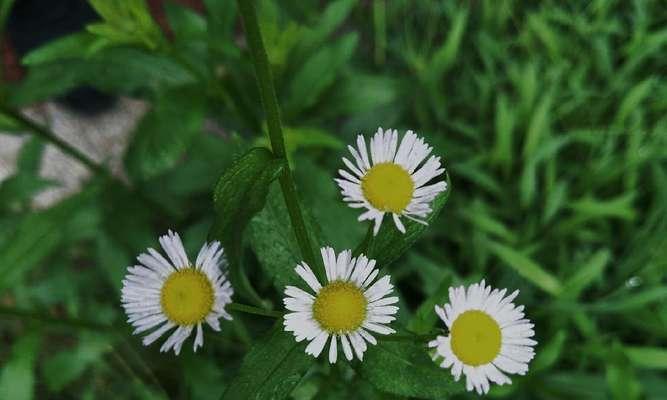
203,0,237,39
253,127,344,167
407,273,454,335
0,332,41,400
125,87,205,180
209,147,283,304
359,341,462,398
429,7,468,78
606,342,641,400
543,180,568,223
293,155,364,250
614,78,654,127
522,92,552,159
96,232,131,292
17,137,45,173
568,192,637,221
541,372,606,399
0,187,98,290
221,324,312,400
282,127,344,154
561,249,611,299
0,0,15,29
248,183,321,290
285,33,358,117
21,32,100,66
589,287,667,313
492,93,515,169
486,241,563,296
210,147,284,245
460,201,517,242
0,111,22,132
87,0,162,49
328,74,399,116
532,330,567,372
301,0,357,50
361,173,451,267
10,48,196,106
527,13,560,59
43,333,111,392
183,353,226,400
0,173,56,211
165,3,207,40
624,346,667,370
451,161,502,196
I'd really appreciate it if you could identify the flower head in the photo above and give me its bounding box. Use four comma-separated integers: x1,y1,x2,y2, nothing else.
336,128,447,235
121,231,233,355
283,247,398,363
429,280,537,395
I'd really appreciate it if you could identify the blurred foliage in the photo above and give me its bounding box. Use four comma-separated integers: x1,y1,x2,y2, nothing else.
0,0,666,399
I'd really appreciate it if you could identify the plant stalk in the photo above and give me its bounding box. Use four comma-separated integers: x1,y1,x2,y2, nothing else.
380,333,439,342
0,305,123,333
227,302,284,318
236,0,320,273
0,104,176,217
1,105,109,177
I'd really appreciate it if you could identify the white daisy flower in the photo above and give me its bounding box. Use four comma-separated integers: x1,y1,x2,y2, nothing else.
429,280,537,395
336,127,447,235
121,230,233,355
283,247,399,363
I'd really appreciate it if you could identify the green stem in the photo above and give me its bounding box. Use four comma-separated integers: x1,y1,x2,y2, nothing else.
108,349,150,393
353,226,375,257
227,235,269,308
118,338,169,397
0,305,123,333
236,0,320,273
227,302,284,319
0,105,108,176
0,302,282,333
0,104,174,217
380,333,438,343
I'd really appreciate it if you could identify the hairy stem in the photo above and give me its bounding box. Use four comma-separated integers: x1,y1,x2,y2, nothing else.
236,0,320,274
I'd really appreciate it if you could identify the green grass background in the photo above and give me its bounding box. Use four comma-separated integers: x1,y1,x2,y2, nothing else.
0,0,666,399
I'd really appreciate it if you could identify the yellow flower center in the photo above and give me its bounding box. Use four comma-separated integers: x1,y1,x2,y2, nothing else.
312,281,367,333
450,310,502,366
361,163,414,213
160,268,214,325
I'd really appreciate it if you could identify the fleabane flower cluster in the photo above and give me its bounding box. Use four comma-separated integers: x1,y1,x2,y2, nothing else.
119,127,537,396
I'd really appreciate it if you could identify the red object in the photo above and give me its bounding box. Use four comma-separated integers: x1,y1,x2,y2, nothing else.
1,37,23,82
147,0,205,38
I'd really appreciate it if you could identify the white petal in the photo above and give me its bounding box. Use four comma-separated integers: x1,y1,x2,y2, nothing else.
328,335,338,364
142,322,175,346
340,334,353,361
295,263,322,292
193,323,204,352
305,331,329,358
392,214,406,233
349,332,367,360
362,322,394,335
